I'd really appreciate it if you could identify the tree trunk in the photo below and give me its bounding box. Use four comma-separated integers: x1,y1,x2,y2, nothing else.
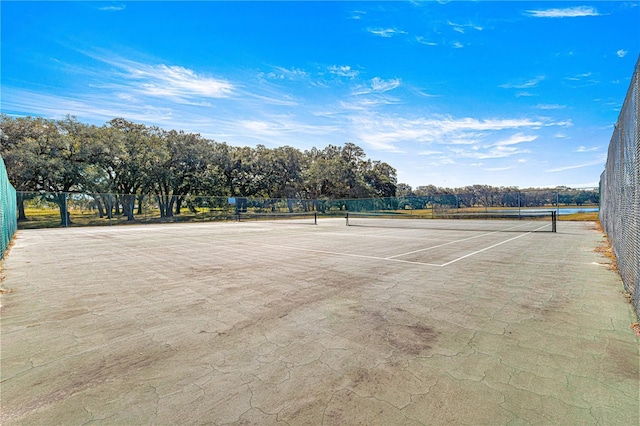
137,194,144,215
121,194,135,221
174,196,183,215
114,195,121,215
17,193,27,221
156,195,167,218
93,196,105,218
167,196,176,217
56,193,71,226
102,194,114,219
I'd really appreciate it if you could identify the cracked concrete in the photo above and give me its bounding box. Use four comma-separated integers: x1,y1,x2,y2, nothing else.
1,219,638,425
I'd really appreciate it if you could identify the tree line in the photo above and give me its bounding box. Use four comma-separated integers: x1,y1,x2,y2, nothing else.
395,183,599,210
0,115,598,225
0,115,397,223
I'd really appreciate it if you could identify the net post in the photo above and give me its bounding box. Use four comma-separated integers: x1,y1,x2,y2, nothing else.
551,211,557,233
314,212,317,225
345,212,349,226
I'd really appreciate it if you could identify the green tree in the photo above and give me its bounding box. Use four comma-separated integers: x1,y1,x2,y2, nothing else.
102,118,166,221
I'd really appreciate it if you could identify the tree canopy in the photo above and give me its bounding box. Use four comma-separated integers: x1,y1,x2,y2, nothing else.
0,115,398,222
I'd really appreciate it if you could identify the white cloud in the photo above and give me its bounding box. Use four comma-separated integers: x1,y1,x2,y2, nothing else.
98,4,126,12
617,49,628,58
452,41,464,49
500,76,545,89
367,28,405,38
264,66,308,81
525,6,600,18
576,146,600,153
87,56,234,102
451,145,531,160
485,166,514,172
328,65,359,78
239,120,272,133
416,36,437,46
349,114,548,152
447,21,483,33
535,104,566,110
546,156,606,172
565,72,592,81
492,133,538,146
371,77,401,92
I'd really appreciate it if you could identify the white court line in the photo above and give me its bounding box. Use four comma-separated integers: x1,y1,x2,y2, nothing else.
253,242,443,267
386,221,540,260
386,231,498,259
440,223,549,266
181,221,549,268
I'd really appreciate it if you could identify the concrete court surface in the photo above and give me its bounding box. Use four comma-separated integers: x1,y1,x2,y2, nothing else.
0,219,638,425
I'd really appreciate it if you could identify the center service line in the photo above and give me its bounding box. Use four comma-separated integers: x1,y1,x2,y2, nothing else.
385,230,503,259
253,242,443,267
440,224,548,267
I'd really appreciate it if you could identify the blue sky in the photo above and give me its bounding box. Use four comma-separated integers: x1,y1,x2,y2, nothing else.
2,1,638,189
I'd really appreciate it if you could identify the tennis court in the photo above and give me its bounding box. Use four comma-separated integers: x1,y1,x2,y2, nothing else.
1,218,638,424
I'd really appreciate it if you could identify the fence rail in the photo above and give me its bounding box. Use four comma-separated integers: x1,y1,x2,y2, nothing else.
599,56,640,320
1,155,17,259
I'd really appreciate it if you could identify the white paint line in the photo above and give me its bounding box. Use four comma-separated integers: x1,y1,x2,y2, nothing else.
440,223,548,266
386,231,499,259
254,242,443,267
385,221,539,259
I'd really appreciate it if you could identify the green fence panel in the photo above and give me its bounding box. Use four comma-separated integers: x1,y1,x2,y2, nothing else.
0,155,17,259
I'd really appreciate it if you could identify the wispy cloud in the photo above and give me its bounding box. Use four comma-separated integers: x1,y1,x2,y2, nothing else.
371,77,401,92
500,76,545,89
546,156,606,172
418,150,444,156
416,36,437,46
564,71,599,87
525,6,600,18
349,114,548,152
450,133,537,160
87,56,234,102
535,104,566,110
328,65,359,78
452,41,464,49
447,20,483,34
485,166,514,172
617,49,628,58
98,4,126,12
576,145,600,153
261,66,307,81
351,10,366,20
492,133,538,146
565,72,592,81
367,28,406,38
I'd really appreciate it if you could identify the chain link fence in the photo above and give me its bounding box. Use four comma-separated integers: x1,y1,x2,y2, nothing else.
599,56,640,320
0,155,17,259
15,187,598,230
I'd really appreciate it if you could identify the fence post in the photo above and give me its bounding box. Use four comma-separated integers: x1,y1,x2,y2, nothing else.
64,193,68,228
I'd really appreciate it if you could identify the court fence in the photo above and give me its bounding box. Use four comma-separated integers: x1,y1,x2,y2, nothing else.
0,155,17,260
14,187,598,230
599,56,640,320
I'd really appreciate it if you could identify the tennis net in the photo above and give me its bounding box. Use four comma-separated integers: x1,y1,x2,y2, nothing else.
237,211,318,225
344,210,557,233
